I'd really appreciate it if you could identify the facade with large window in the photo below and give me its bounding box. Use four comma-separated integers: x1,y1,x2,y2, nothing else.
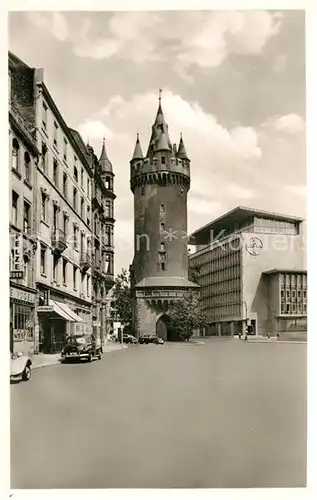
189,207,307,339
9,51,117,354
9,60,39,354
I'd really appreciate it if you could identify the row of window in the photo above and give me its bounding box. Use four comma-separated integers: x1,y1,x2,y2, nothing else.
41,245,91,294
11,191,32,233
191,246,241,267
11,138,33,184
281,303,307,314
281,290,307,300
280,273,307,287
206,305,241,319
158,204,167,270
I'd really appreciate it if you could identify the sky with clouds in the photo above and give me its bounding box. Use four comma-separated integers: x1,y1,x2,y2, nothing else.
8,10,306,274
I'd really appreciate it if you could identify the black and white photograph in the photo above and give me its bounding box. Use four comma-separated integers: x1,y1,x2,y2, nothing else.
5,3,312,495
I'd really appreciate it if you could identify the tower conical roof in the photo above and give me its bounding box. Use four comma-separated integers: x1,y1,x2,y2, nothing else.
155,130,170,152
132,133,144,160
146,90,172,157
177,134,189,160
99,138,113,173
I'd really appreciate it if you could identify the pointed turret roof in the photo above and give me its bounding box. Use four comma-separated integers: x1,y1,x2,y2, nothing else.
99,138,113,173
132,133,144,160
155,130,170,152
177,133,189,160
146,90,172,156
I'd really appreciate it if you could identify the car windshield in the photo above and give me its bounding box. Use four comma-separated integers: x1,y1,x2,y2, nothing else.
74,335,90,345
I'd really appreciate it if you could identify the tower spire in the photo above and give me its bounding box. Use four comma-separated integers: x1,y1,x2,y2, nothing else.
177,132,189,160
132,132,144,160
99,137,113,172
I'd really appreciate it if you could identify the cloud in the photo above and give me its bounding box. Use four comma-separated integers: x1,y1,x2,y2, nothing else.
285,185,306,197
25,10,283,74
273,114,305,134
78,120,113,141
272,53,288,73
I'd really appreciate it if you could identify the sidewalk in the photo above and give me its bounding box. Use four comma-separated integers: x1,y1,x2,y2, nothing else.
32,343,127,370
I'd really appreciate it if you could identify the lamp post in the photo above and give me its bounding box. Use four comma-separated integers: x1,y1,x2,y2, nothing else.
242,300,248,335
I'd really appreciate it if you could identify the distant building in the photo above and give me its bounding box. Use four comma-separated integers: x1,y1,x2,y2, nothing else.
130,94,197,340
189,206,307,339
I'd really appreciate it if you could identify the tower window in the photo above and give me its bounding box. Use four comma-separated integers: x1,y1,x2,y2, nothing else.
160,242,165,251
160,222,165,231
160,203,165,213
161,156,165,164
160,263,166,271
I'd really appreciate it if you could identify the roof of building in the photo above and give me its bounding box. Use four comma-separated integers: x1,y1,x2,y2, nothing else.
132,133,144,160
190,206,305,245
155,130,170,151
177,134,188,159
69,128,90,161
99,137,113,173
135,277,199,288
263,268,307,275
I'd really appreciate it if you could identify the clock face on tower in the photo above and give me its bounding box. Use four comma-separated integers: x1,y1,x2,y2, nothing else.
245,237,263,256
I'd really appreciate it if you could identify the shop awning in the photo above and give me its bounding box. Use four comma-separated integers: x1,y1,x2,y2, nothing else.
37,300,75,321
56,302,86,323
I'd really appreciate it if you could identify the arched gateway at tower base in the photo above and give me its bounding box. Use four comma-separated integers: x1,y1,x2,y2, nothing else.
156,314,180,342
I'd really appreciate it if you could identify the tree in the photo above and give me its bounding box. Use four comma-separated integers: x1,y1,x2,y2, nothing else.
188,263,201,284
111,269,133,329
169,291,208,341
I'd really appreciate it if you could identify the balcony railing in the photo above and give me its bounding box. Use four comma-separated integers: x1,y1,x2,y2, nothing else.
51,228,67,254
80,251,91,272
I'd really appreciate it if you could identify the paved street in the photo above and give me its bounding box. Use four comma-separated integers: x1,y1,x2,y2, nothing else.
11,339,306,489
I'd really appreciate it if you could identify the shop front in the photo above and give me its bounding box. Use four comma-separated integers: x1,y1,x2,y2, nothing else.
10,284,37,355
38,300,87,354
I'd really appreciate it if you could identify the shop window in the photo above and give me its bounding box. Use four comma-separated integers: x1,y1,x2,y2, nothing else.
53,159,58,187
73,187,77,210
63,172,67,197
41,192,47,221
12,138,20,172
62,258,67,285
42,101,47,129
24,152,31,183
11,191,19,226
23,200,31,234
42,143,47,172
40,244,46,275
73,265,77,290
54,121,58,147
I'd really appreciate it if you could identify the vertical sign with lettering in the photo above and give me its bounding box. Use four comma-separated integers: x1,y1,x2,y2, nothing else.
10,233,24,279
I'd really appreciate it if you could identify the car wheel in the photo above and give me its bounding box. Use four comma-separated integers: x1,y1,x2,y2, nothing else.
98,350,102,360
88,352,92,362
22,364,31,381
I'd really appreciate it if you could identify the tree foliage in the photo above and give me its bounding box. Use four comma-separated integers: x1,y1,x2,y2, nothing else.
169,291,208,341
188,263,201,285
111,269,132,327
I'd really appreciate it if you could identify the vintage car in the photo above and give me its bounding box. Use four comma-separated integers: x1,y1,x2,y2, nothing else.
61,334,103,363
139,335,164,345
122,334,138,344
10,352,32,382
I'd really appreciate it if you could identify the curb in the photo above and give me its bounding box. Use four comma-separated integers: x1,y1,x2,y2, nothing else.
32,345,128,370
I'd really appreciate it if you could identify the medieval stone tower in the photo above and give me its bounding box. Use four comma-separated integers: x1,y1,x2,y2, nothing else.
130,93,198,340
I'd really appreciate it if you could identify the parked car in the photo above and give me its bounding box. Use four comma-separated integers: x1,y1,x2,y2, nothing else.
122,334,138,344
61,334,102,362
139,335,164,345
10,352,32,382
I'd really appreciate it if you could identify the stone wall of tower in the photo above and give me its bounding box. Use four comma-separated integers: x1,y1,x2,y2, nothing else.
133,181,189,284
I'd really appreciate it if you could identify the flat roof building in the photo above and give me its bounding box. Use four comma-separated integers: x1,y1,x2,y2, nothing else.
189,206,307,340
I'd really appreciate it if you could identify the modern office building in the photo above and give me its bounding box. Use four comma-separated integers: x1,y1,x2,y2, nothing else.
130,94,198,339
9,51,116,354
189,206,307,339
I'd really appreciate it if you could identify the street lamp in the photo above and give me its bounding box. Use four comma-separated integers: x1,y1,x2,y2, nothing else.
242,300,248,333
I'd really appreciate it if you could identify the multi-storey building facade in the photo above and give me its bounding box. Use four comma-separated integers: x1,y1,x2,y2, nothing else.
88,141,115,345
9,58,39,354
9,51,116,354
130,95,197,340
189,206,307,339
